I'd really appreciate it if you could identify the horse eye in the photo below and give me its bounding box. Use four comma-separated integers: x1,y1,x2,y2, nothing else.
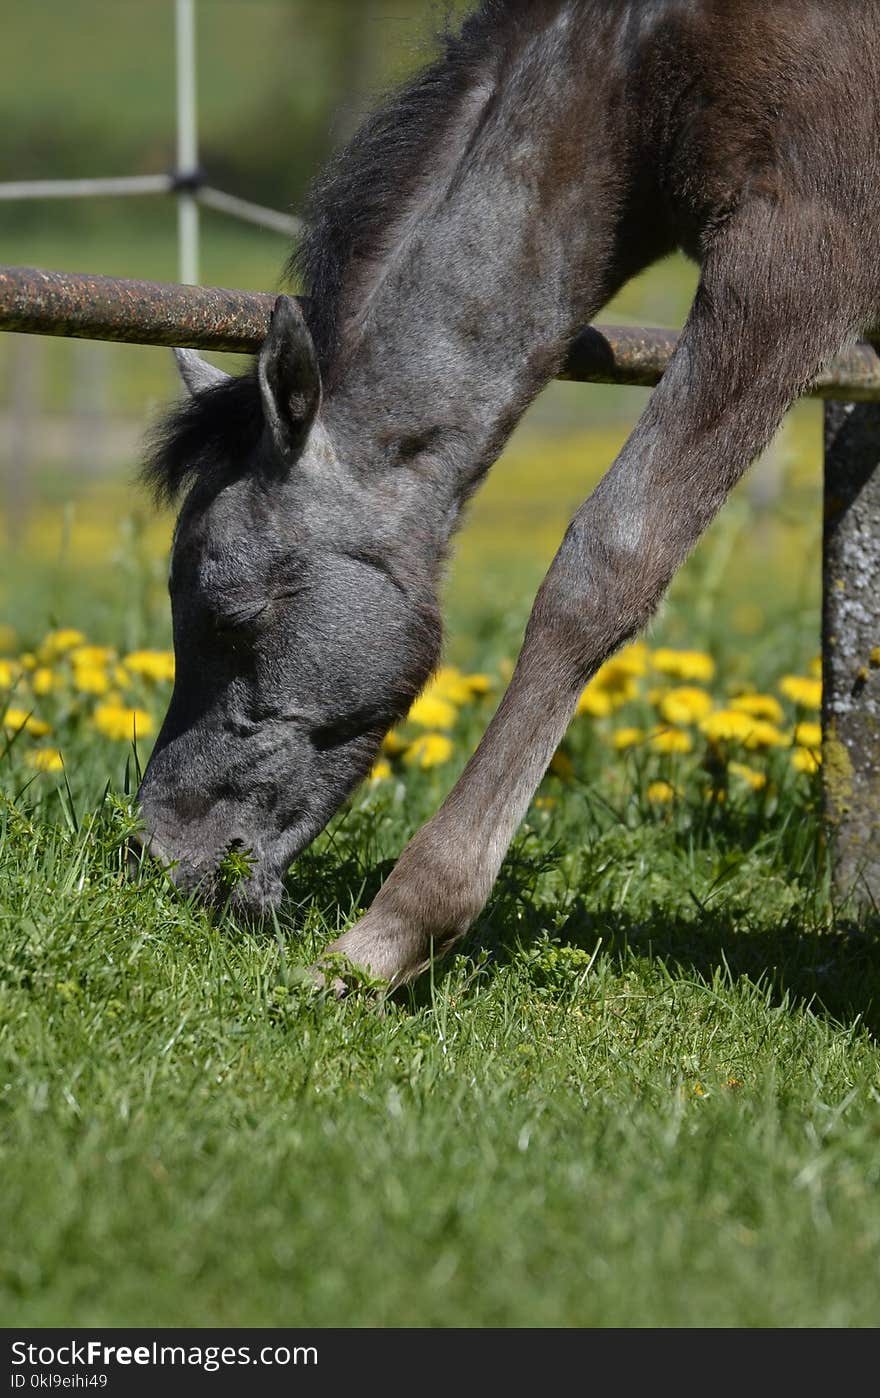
212,600,270,635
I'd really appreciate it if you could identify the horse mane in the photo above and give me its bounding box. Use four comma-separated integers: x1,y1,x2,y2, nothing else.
144,0,553,503
289,0,533,377
142,371,264,505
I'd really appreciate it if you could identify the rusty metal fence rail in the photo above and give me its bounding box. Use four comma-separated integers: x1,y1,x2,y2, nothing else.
0,260,878,905
2,263,880,398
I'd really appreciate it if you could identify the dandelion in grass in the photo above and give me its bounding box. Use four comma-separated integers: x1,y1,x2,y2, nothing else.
123,650,175,683
612,726,645,751
70,645,116,669
700,710,785,749
29,667,55,697
26,748,64,774
382,730,409,757
576,685,615,718
407,692,457,729
650,728,693,754
429,666,475,705
730,692,784,724
71,663,110,696
2,708,51,738
92,702,154,741
368,759,392,783
463,672,494,696
792,747,821,775
779,674,821,709
656,686,712,725
698,709,754,743
728,761,768,792
0,659,21,689
741,719,786,750
793,721,821,751
39,628,86,660
647,780,677,804
403,733,454,769
651,648,715,683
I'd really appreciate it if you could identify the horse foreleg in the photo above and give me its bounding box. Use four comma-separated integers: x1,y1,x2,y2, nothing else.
320,198,865,987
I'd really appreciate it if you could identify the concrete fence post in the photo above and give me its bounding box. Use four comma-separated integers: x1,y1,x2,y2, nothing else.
822,401,880,908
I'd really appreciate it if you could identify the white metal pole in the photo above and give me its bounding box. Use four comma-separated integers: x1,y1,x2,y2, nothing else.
175,0,199,284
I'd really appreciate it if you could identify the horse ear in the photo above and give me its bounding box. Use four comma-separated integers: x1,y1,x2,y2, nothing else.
173,347,231,395
258,295,322,462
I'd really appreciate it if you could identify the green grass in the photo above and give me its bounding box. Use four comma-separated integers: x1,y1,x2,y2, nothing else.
2,572,880,1328
5,1,877,1329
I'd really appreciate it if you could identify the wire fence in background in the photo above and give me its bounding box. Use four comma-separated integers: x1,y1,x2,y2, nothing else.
0,0,301,282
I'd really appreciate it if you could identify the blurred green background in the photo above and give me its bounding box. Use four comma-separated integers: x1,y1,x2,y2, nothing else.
0,0,823,666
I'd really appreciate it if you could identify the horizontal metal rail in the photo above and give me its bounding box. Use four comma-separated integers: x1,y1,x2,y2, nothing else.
0,175,175,200
1,263,880,399
0,177,300,237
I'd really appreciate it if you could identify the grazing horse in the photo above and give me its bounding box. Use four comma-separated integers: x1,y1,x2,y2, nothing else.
138,0,880,986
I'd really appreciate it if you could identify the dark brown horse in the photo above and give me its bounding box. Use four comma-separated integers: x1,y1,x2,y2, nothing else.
138,0,880,986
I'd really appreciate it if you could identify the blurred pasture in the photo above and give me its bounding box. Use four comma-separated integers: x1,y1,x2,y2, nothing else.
0,0,823,670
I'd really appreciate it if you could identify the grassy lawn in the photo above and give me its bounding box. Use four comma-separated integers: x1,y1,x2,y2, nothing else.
4,0,878,1334
4,215,874,1328
2,529,879,1327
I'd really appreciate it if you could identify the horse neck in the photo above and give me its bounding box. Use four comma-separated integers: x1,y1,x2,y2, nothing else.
320,3,672,547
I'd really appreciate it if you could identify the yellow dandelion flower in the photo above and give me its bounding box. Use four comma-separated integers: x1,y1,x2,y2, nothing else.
650,728,693,754
612,726,645,751
92,703,154,741
792,747,821,775
19,653,37,671
793,721,822,751
407,692,457,729
534,796,557,811
368,759,392,783
577,685,615,718
382,729,409,757
2,707,51,738
403,733,454,769
26,748,64,773
779,675,821,709
69,644,115,668
31,667,56,696
549,750,574,782
651,648,715,683
0,623,17,653
592,659,639,698
729,761,768,792
615,641,650,677
730,693,784,724
72,663,110,695
463,672,493,696
656,686,713,725
0,659,21,689
743,720,786,750
112,665,131,687
123,650,175,683
698,709,754,743
428,667,473,704
39,628,86,660
647,780,677,804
